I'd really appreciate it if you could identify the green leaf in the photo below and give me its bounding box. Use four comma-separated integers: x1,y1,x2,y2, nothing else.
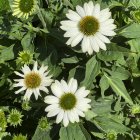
105,75,133,105
62,56,79,64
0,44,14,62
119,23,140,38
0,0,10,11
32,126,51,140
99,75,109,98
94,116,131,133
129,0,140,8
59,123,91,140
81,56,100,89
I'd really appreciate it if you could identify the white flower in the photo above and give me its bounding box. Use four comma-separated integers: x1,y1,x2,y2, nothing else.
44,78,91,127
13,61,53,100
60,1,116,55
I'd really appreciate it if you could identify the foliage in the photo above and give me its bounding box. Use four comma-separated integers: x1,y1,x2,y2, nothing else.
1,0,140,140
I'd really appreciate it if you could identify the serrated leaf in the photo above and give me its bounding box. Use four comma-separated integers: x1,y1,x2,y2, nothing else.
59,124,90,140
105,75,133,105
94,116,131,133
119,23,140,38
32,126,51,140
81,56,100,89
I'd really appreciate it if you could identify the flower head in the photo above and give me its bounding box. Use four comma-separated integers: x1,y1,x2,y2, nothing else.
11,0,37,19
44,78,91,127
60,1,116,55
130,104,140,115
12,134,27,140
17,50,33,65
106,130,117,140
7,109,23,127
38,117,51,131
13,61,53,100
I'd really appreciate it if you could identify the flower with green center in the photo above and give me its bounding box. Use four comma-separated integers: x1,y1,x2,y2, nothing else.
22,101,31,111
60,1,116,55
13,61,53,100
38,117,51,131
44,78,91,127
12,134,27,140
7,109,23,127
130,104,140,115
11,0,37,19
0,110,7,131
106,130,117,140
17,50,33,65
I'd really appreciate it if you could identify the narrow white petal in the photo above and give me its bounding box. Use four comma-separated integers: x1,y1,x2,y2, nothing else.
100,30,116,36
88,1,94,10
47,108,60,117
60,20,78,28
51,81,63,97
99,11,111,22
33,61,38,72
75,87,90,98
64,29,79,38
76,5,85,17
45,104,59,112
68,78,78,93
90,36,100,52
92,4,100,18
23,89,32,101
22,65,31,74
96,32,110,43
84,3,92,15
44,96,59,104
63,112,69,127
56,109,64,124
60,80,69,93
81,36,87,53
95,36,107,50
14,71,24,78
67,111,75,123
15,87,26,94
75,108,85,117
40,86,49,93
66,10,81,21
71,33,83,47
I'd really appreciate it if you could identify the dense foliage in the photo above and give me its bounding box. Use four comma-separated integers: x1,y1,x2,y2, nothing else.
1,0,140,140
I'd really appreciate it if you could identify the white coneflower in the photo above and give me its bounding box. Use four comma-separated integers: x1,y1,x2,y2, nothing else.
13,61,53,100
44,78,91,127
60,1,116,55
11,0,37,19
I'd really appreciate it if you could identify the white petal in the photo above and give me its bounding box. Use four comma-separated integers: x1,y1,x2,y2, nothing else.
63,112,69,127
88,1,94,10
60,80,69,93
96,32,110,43
75,108,85,117
34,88,40,100
73,109,79,122
67,110,75,123
99,30,116,36
89,36,100,52
15,87,26,94
84,2,92,15
33,61,38,72
71,33,83,47
81,36,87,53
23,89,32,101
60,20,78,28
56,109,64,124
75,87,90,98
51,81,63,97
66,10,81,21
92,4,100,18
40,86,49,93
64,29,79,38
95,36,107,50
22,65,31,74
76,5,85,17
14,71,24,78
44,96,59,104
47,108,60,117
68,78,78,93
99,11,111,22
45,104,59,112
